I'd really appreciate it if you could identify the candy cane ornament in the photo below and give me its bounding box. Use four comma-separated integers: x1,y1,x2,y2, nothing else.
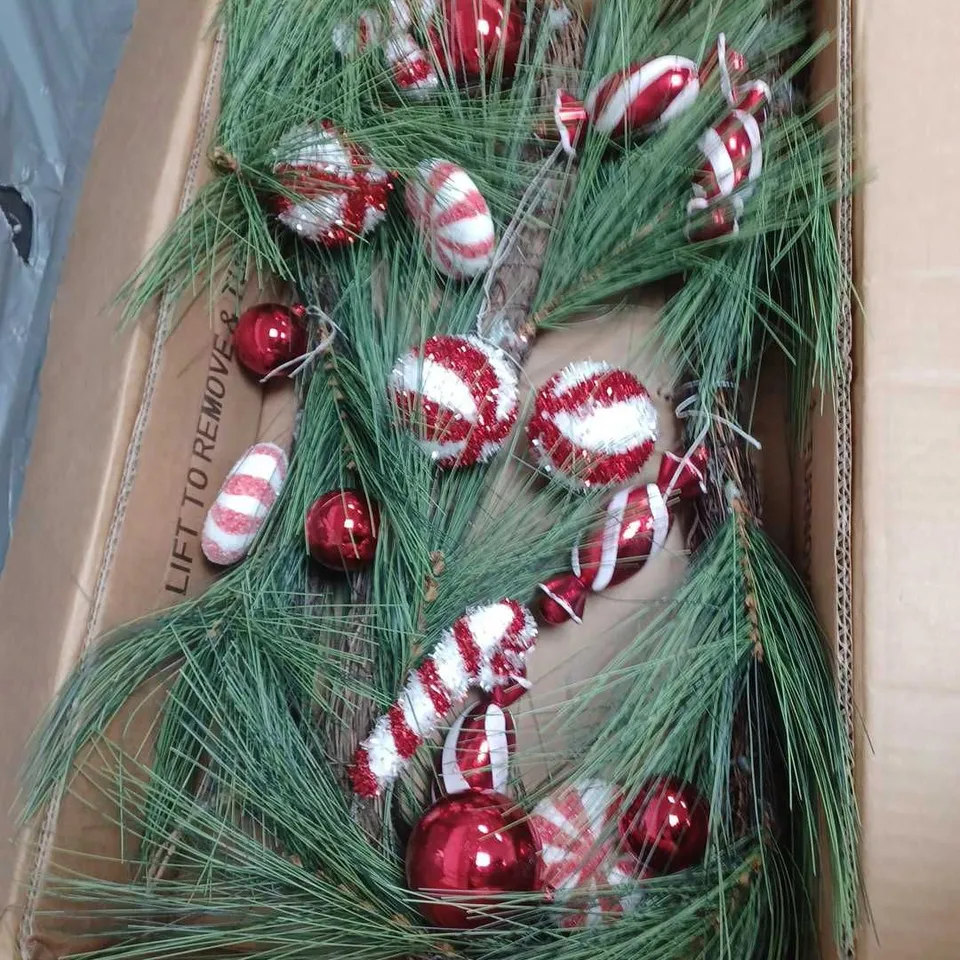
539,447,707,624
202,443,288,566
351,600,538,798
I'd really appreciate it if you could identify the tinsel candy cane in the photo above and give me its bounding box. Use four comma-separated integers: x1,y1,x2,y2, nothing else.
350,600,538,798
538,447,708,625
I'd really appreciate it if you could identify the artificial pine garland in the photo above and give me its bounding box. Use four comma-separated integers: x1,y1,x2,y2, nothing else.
23,0,859,956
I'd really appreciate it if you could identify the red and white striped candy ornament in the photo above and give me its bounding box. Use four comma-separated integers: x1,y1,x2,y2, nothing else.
527,361,659,490
437,696,516,796
686,82,772,240
332,9,385,57
384,33,440,99
583,57,700,139
350,599,538,798
201,442,288,566
405,159,496,279
531,779,645,928
539,447,707,624
389,334,519,468
271,123,393,248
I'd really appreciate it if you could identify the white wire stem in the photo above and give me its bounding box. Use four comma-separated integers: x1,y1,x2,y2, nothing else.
259,308,341,383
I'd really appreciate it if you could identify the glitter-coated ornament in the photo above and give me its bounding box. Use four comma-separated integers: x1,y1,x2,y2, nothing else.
305,490,380,571
531,779,643,928
405,160,496,279
527,361,659,489
271,123,393,247
233,302,307,378
539,448,707,625
583,57,700,139
202,443,288,566
619,777,709,873
385,33,440,98
431,0,525,82
686,81,771,241
406,790,541,928
389,334,518,468
438,697,516,796
351,599,537,797
332,9,385,57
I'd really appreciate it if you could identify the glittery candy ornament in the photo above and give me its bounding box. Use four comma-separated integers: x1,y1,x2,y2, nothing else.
384,33,440,99
538,447,707,625
350,599,537,797
531,779,644,928
405,159,496,279
527,361,659,489
271,122,393,248
332,9,385,57
389,334,519,468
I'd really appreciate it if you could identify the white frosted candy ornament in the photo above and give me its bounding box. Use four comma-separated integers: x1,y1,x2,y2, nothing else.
527,361,659,489
389,334,519,467
405,159,496,279
384,33,440,99
202,442,288,566
271,123,392,248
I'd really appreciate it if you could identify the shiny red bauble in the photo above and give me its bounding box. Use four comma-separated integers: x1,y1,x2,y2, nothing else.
619,777,709,873
234,303,307,378
406,790,541,928
305,490,380,571
431,0,525,82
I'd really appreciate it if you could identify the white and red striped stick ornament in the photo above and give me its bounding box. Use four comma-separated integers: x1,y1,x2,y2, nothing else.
538,447,707,625
271,123,393,248
437,697,516,796
405,159,496,279
389,334,519,467
527,360,659,490
384,33,440,99
531,779,645,928
583,57,700,139
201,442,288,566
350,599,538,798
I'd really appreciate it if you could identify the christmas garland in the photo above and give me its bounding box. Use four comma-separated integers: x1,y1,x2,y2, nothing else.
23,0,859,957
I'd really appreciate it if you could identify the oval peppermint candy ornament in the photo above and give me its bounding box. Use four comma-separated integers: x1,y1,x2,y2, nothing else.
202,442,288,566
405,159,496,280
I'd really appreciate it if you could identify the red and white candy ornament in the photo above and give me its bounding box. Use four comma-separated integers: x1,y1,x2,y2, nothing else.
271,123,392,248
201,442,288,566
389,334,519,468
539,447,707,625
527,361,659,489
351,599,538,797
384,33,440,98
437,696,516,796
531,779,644,928
405,159,496,279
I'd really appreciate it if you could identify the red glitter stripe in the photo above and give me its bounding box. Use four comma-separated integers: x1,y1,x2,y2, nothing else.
542,368,650,410
350,747,380,798
417,659,453,716
210,503,260,537
434,192,488,228
453,618,482,681
388,703,421,759
222,473,277,503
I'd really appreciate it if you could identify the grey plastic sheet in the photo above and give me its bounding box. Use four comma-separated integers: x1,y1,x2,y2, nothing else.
0,0,136,570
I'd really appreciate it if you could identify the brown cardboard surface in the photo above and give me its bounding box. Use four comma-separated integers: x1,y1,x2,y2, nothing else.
0,1,854,958
853,2,960,956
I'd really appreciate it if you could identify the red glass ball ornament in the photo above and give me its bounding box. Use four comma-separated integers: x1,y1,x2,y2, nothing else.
406,789,541,928
305,490,380,571
619,777,709,873
234,303,307,378
431,0,525,82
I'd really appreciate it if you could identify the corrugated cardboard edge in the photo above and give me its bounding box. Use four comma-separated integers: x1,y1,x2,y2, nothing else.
15,21,226,959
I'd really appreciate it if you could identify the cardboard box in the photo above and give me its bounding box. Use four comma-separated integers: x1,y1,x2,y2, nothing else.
0,0,907,955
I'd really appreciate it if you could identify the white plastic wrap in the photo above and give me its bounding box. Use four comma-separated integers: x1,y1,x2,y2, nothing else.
0,0,136,569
